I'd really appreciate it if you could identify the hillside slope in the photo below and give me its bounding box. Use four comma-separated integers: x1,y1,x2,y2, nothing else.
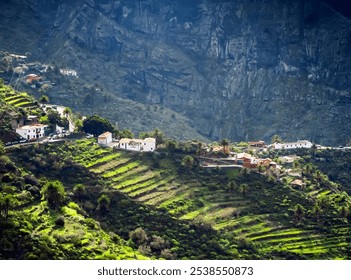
3,139,351,259
0,0,350,145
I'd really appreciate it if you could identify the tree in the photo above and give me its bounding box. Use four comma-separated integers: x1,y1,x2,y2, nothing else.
151,128,164,145
0,193,16,220
47,109,62,126
74,119,83,132
339,205,349,220
239,183,248,197
220,138,230,154
292,160,300,169
196,142,203,156
129,227,148,246
293,204,305,223
139,131,152,139
39,95,49,104
119,129,134,139
271,134,282,144
165,139,178,154
82,115,114,136
182,155,194,169
97,194,110,214
227,180,237,193
39,115,49,125
302,163,314,177
0,140,4,156
312,203,323,222
63,107,71,117
312,170,323,185
73,184,87,202
41,180,66,209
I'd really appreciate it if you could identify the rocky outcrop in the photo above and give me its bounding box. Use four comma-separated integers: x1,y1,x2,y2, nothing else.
1,0,350,145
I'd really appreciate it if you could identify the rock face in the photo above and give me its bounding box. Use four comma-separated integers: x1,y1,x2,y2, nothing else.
1,0,351,145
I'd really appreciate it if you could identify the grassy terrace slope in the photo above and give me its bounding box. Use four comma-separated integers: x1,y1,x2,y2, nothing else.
67,140,351,259
0,147,148,260
1,85,40,112
7,141,243,259
6,140,351,259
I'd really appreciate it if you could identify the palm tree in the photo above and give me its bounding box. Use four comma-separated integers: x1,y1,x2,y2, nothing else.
292,160,300,169
182,155,195,169
196,142,203,156
152,128,164,145
63,107,71,117
239,183,248,197
293,204,305,223
227,180,237,193
271,134,282,144
302,163,314,177
165,139,178,154
312,203,323,222
220,138,230,154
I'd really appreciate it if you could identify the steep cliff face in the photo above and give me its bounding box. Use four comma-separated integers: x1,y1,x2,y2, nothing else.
1,0,350,145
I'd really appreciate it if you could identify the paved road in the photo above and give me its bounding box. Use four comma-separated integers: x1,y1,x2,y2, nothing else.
201,164,242,169
4,138,68,150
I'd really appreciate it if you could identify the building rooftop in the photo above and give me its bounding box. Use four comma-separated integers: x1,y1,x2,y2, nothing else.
98,131,112,138
17,124,48,129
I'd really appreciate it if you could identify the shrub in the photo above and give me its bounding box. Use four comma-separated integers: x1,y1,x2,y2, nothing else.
55,216,65,227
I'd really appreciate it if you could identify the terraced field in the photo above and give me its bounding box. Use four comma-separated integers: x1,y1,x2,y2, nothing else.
71,143,253,226
2,87,39,112
68,140,351,259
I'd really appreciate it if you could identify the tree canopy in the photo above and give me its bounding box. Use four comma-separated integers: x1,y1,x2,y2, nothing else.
39,95,49,104
271,135,283,144
82,115,114,136
41,180,66,210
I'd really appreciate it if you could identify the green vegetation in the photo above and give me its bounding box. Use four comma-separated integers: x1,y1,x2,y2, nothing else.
1,83,351,260
82,115,114,136
4,138,349,260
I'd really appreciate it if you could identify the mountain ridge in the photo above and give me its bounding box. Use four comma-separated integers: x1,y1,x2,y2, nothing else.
0,0,350,145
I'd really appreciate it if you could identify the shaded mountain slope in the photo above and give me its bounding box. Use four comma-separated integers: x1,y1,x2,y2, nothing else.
0,0,351,145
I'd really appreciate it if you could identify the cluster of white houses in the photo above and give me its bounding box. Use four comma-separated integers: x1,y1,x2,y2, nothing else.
97,132,156,152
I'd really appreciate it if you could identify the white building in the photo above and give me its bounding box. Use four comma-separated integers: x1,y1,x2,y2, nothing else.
119,138,156,152
16,124,48,141
60,69,78,77
98,132,113,145
272,140,313,150
142,138,156,152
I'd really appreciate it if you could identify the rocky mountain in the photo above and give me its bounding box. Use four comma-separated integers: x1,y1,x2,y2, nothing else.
1,0,351,145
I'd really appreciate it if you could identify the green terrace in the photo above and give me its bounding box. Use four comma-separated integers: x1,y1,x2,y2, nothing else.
2,86,40,113
64,140,351,259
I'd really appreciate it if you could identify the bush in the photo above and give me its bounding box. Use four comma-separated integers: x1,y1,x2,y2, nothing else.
55,216,65,227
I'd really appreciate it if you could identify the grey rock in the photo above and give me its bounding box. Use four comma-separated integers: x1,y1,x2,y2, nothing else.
0,0,350,145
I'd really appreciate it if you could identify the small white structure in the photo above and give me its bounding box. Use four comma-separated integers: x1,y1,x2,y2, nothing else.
98,132,113,145
16,124,48,141
119,137,156,152
272,140,313,150
60,69,78,77
142,138,156,152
